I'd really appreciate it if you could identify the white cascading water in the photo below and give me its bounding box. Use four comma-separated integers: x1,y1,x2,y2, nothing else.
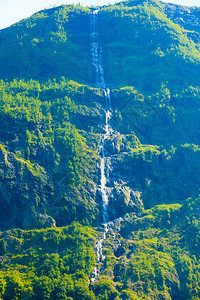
90,9,114,281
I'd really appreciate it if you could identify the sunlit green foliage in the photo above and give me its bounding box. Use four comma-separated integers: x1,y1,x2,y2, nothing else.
0,223,97,300
0,5,91,83
0,2,200,300
108,198,200,299
0,78,103,229
100,0,200,92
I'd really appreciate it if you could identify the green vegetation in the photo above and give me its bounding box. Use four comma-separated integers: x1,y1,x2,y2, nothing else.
1,202,200,299
0,0,200,299
0,5,92,83
100,0,200,93
0,222,97,300
0,78,104,229
112,198,200,299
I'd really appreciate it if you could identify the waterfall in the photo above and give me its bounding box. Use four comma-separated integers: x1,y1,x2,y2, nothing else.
90,8,114,282
90,9,113,222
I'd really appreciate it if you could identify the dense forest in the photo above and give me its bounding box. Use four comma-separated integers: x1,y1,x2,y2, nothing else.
0,0,200,299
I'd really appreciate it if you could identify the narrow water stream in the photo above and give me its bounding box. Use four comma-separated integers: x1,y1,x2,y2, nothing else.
90,9,115,281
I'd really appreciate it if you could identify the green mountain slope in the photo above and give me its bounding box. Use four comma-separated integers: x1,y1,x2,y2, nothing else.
1,199,200,299
0,78,104,229
100,0,200,92
0,1,200,299
0,5,92,83
162,2,200,43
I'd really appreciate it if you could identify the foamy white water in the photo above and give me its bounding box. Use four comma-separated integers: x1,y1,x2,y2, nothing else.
90,8,114,282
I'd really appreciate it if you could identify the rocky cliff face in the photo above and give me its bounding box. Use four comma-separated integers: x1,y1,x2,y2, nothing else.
161,1,200,42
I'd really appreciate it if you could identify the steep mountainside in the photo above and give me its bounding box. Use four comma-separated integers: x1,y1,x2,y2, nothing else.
0,79,105,229
1,1,200,299
0,5,92,83
100,0,200,92
162,1,200,42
